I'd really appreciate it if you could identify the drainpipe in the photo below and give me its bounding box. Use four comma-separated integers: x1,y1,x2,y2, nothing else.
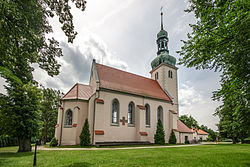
59,102,65,146
92,90,100,145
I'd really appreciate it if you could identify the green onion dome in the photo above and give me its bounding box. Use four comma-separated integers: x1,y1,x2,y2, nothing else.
151,52,176,70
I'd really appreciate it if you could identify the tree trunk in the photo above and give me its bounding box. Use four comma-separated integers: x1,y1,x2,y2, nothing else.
18,137,32,152
232,137,237,144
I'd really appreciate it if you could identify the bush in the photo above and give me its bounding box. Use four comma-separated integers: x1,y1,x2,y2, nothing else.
244,137,250,144
80,118,91,146
154,119,165,145
168,130,177,144
49,137,58,147
185,140,190,144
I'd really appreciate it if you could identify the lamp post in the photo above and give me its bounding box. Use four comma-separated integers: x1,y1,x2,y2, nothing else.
33,139,39,166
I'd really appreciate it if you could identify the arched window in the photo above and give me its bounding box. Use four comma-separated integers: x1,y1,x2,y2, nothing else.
65,109,73,126
128,102,135,125
155,72,158,80
145,104,150,126
111,99,119,124
168,70,173,78
157,106,163,123
161,41,164,49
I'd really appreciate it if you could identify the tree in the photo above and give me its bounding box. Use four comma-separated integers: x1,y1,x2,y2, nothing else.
40,87,63,144
0,81,42,152
80,118,91,146
154,119,165,145
168,130,177,144
0,0,86,152
177,0,250,143
199,125,218,142
179,115,199,129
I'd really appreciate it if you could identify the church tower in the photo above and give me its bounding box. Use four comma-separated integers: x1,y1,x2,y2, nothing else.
150,10,178,113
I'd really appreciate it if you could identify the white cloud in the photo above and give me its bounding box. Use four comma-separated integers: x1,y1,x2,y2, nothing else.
179,82,220,130
33,31,127,93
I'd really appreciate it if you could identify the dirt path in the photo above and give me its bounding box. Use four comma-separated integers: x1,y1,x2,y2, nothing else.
37,143,207,151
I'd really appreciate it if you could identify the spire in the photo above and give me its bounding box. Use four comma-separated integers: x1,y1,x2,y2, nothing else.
161,7,163,30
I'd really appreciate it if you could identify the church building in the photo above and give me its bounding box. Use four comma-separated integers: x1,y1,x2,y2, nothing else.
55,12,200,145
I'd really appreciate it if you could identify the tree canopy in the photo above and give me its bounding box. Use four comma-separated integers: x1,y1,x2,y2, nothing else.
0,0,86,152
179,115,199,129
178,0,250,143
40,87,63,144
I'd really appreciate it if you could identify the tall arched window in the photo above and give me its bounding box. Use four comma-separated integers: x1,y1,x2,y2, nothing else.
128,102,135,125
145,104,150,126
65,109,73,126
157,106,163,123
111,99,119,124
155,72,158,80
168,70,173,78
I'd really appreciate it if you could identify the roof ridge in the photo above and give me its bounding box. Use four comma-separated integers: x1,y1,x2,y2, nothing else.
96,63,155,82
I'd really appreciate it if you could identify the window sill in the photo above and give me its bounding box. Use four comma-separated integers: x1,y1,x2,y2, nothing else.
110,123,119,126
128,124,135,127
146,125,151,128
64,125,72,128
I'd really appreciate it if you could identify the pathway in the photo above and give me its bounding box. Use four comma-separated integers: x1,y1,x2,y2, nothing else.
37,143,208,151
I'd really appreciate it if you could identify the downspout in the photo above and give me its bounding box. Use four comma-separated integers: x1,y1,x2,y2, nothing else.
59,102,65,146
92,90,100,145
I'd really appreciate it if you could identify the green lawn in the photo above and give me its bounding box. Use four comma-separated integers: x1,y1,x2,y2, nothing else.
0,144,249,167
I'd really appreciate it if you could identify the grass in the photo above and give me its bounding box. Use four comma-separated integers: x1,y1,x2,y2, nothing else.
0,144,250,167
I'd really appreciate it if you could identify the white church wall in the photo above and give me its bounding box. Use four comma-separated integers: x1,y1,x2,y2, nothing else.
59,100,88,145
93,89,174,144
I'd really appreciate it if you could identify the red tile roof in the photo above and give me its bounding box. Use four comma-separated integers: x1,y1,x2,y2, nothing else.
197,129,209,135
190,128,209,135
176,120,193,133
96,63,172,101
62,83,94,100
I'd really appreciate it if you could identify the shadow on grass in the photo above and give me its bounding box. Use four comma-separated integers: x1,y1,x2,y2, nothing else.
0,151,34,158
0,151,35,167
63,162,92,167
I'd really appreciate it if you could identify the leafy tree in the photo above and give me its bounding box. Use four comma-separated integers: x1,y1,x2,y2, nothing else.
0,0,86,152
154,119,165,145
0,81,42,152
179,115,199,129
168,130,177,144
178,0,250,143
199,125,218,142
40,87,63,144
80,118,91,146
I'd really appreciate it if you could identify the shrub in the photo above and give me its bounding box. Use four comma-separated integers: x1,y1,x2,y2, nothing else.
244,137,250,144
185,140,190,144
168,130,177,144
49,137,58,147
80,118,91,146
154,119,165,145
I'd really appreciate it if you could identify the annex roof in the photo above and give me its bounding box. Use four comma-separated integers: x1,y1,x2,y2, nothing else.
96,63,172,102
176,120,193,133
190,128,209,135
62,83,94,100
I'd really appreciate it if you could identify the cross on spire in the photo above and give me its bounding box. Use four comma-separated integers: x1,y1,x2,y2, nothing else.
161,6,164,30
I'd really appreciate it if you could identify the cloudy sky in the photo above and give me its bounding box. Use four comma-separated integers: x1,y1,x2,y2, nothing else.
0,0,221,130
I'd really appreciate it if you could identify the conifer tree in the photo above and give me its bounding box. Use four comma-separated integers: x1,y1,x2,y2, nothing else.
80,118,91,146
154,119,165,145
169,130,177,144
